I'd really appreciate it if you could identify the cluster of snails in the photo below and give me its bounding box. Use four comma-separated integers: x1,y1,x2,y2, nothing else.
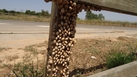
45,0,101,77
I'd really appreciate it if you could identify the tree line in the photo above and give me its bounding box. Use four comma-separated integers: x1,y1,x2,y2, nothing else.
0,9,51,17
85,10,105,20
0,9,105,20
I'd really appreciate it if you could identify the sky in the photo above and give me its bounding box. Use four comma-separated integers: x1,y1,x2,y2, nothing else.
0,0,137,22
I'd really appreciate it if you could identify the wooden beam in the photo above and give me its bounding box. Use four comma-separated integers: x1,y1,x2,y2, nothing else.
46,2,58,77
75,0,137,16
45,0,137,77
46,1,78,77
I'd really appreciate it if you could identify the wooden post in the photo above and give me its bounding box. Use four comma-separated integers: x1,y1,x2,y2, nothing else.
75,0,137,16
44,1,107,77
46,2,58,77
45,1,78,77
45,0,137,77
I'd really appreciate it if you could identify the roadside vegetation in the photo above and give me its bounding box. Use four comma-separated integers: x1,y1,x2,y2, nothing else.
0,9,50,22
106,50,137,69
0,9,137,27
1,37,137,77
4,53,45,77
0,9,137,77
0,47,11,52
0,47,5,51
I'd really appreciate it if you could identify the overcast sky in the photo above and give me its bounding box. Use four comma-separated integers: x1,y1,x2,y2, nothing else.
0,0,137,22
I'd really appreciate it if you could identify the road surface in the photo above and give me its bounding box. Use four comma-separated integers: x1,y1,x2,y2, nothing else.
0,19,137,48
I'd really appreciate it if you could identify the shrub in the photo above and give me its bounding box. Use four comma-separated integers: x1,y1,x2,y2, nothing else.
5,61,45,77
106,51,136,69
4,53,46,77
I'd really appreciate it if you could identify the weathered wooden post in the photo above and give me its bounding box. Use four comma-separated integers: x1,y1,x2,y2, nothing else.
45,1,77,77
44,0,137,77
44,0,101,77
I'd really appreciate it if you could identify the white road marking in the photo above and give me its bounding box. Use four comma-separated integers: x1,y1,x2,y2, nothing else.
0,23,9,25
36,25,49,27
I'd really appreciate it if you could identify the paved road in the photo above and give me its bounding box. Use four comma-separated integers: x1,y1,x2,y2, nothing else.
0,19,137,48
0,19,137,34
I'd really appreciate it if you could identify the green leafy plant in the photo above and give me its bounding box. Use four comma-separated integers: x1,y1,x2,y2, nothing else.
75,70,83,77
106,51,136,69
4,52,46,77
24,46,38,55
5,61,45,77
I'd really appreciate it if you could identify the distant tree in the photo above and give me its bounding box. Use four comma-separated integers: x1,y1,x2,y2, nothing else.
25,10,31,15
36,12,41,16
16,11,21,14
31,11,36,15
41,9,50,17
85,11,93,20
93,14,98,19
9,10,16,13
0,9,3,12
3,9,8,13
85,10,105,20
85,10,98,20
9,10,16,15
0,9,25,15
98,14,105,20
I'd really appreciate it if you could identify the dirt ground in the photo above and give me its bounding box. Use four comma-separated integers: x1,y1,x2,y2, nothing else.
0,20,137,77
0,23,137,77
0,33,137,77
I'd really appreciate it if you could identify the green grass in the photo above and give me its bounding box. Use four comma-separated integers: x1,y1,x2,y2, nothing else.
105,41,137,69
24,46,38,55
106,51,137,69
4,52,46,77
5,59,45,77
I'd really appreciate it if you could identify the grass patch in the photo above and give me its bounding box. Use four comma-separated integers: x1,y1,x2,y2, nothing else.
77,19,137,27
70,37,137,76
106,51,137,69
24,46,38,55
2,37,137,77
4,54,46,77
5,55,19,62
0,47,5,51
0,47,11,51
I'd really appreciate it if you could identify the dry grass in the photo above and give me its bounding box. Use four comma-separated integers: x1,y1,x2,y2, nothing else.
69,37,137,76
5,55,19,62
0,47,5,51
0,14,137,27
0,47,11,52
77,19,137,27
1,37,137,77
0,14,50,22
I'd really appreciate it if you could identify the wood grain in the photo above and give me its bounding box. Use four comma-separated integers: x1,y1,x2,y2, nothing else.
46,2,58,77
75,0,137,16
